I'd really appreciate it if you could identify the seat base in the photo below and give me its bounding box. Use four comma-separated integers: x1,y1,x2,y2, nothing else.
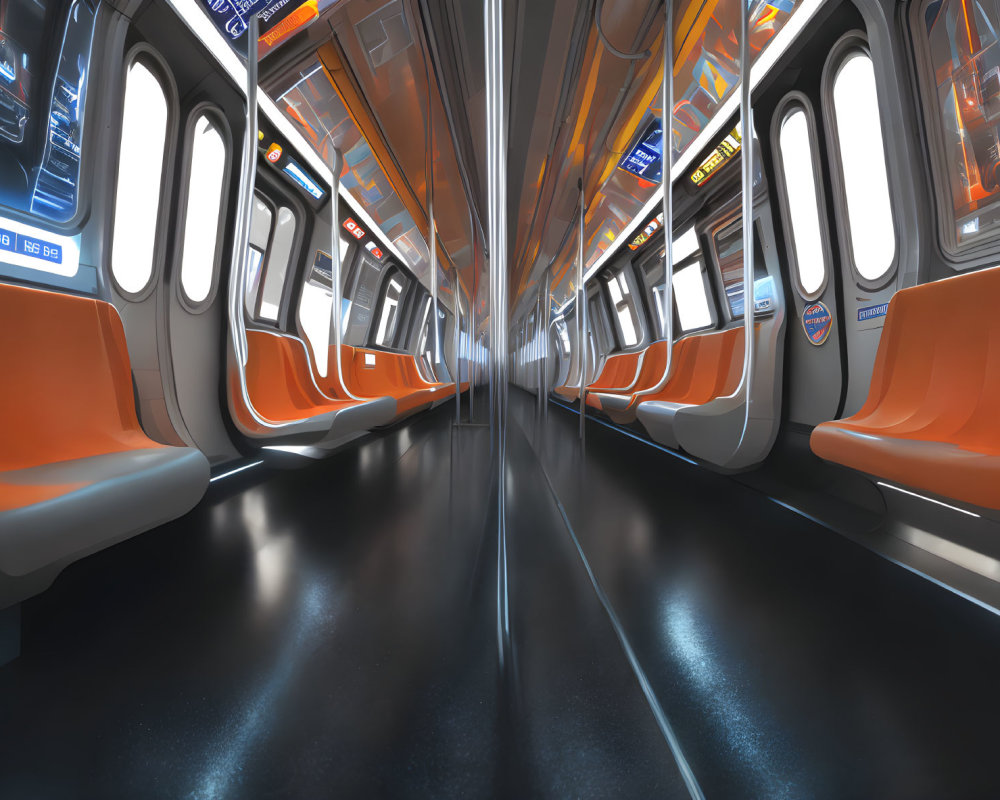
0,447,209,603
635,401,692,449
812,424,1000,511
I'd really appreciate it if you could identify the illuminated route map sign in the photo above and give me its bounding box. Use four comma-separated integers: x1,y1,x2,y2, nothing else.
689,127,742,187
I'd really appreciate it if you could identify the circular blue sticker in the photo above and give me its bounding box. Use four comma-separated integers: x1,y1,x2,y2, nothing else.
802,301,832,346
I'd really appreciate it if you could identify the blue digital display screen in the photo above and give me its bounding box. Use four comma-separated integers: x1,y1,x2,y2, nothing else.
617,117,663,183
200,0,296,39
282,158,326,201
0,1,97,223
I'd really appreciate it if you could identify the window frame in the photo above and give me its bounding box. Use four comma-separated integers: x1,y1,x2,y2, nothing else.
708,209,770,323
770,92,833,301
367,263,413,351
413,294,433,376
108,45,178,302
671,255,716,334
0,0,102,232
909,0,1000,267
256,204,299,323
369,266,409,349
243,176,307,327
245,191,277,321
821,33,899,291
638,237,717,339
175,104,233,312
602,264,645,350
587,287,614,358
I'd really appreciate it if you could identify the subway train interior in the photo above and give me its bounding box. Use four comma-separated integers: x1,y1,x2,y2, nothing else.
4,0,1000,796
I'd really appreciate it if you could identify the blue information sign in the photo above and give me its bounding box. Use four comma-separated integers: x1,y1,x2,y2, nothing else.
282,158,326,201
617,118,663,183
857,302,889,322
0,227,62,264
201,0,296,39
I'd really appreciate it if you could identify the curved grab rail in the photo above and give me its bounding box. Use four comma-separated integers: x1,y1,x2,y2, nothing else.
327,145,365,402
619,0,675,406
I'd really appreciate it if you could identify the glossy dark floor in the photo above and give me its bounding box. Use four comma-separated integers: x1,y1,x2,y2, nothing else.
2,393,1000,798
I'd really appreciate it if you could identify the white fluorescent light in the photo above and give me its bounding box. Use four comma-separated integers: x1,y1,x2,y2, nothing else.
211,459,264,482
583,0,826,284
877,481,981,518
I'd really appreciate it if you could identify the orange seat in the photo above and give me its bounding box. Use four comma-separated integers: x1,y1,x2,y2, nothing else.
0,286,167,480
645,327,745,405
588,351,643,392
554,350,643,402
0,283,208,601
588,341,670,417
811,267,1000,510
236,331,357,425
634,327,746,449
230,332,395,439
340,346,435,417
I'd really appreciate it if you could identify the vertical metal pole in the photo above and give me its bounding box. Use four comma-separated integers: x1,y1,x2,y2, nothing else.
660,0,674,372
454,271,461,421
577,179,586,441
535,289,542,413
485,0,508,662
430,207,439,381
469,281,476,420
619,11,678,412
328,147,361,400
738,0,756,453
425,63,439,381
542,269,551,419
227,15,259,413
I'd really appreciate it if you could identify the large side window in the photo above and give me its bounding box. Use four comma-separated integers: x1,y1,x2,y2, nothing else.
244,196,297,323
298,237,352,377
826,47,896,284
111,57,170,296
640,226,713,337
917,0,1000,255
773,99,829,298
179,112,229,307
673,261,713,332
713,218,769,320
604,269,641,348
415,295,433,375
0,0,98,223
343,255,385,346
373,270,406,347
588,292,614,357
245,194,273,315
258,206,296,321
555,318,570,355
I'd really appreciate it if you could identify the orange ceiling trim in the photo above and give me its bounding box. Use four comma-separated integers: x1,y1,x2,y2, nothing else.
675,0,722,77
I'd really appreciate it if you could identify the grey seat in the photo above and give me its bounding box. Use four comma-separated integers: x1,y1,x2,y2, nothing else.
0,448,209,606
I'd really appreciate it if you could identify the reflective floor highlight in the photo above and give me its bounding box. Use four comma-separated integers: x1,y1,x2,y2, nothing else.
2,395,1000,798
